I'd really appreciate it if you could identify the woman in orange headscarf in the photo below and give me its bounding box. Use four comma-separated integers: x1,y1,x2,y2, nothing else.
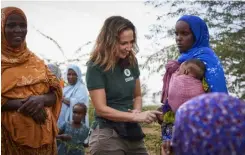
1,7,62,155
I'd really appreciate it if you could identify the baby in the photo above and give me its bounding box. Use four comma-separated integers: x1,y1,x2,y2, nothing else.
158,59,206,154
177,59,205,80
168,59,206,112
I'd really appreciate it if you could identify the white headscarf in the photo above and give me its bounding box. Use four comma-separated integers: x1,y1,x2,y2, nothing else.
58,64,89,128
47,63,62,80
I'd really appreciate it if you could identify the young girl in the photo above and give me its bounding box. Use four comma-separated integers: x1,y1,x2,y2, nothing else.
57,104,89,155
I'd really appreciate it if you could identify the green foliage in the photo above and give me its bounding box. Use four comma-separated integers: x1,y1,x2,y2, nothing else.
214,28,245,98
142,105,162,155
163,111,175,123
88,100,95,127
144,126,162,155
144,0,245,99
141,45,179,76
142,105,160,111
57,139,85,153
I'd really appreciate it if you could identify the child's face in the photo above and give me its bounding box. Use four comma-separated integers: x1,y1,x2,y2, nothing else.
178,63,187,75
175,21,195,52
72,105,86,123
178,63,202,79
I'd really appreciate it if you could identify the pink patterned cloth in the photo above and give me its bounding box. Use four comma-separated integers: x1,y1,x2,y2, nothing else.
168,73,205,112
161,60,180,103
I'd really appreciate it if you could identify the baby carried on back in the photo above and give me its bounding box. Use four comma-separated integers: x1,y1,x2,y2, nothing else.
159,59,206,144
167,59,206,112
158,59,206,146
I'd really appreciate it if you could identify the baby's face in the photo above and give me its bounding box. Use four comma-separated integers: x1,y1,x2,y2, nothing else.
178,63,187,75
177,62,202,79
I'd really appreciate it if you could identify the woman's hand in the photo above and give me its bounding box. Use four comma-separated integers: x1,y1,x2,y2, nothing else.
18,95,45,116
132,110,162,124
1,98,27,112
31,109,48,124
62,97,70,105
156,113,163,124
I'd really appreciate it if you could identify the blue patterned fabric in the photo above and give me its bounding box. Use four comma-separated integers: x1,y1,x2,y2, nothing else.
172,93,245,155
177,15,228,93
161,122,174,142
58,122,89,155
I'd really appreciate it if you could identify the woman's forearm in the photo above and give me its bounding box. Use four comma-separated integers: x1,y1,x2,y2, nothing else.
96,106,136,122
90,89,138,122
2,92,57,112
1,99,22,112
42,92,57,107
133,96,142,111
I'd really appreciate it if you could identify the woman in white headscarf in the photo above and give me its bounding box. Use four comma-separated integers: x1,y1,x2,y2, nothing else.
58,64,89,128
47,63,66,88
47,63,62,80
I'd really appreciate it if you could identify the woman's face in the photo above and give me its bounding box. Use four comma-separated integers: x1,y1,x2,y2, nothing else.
67,69,77,85
117,29,135,59
175,21,194,52
5,13,27,48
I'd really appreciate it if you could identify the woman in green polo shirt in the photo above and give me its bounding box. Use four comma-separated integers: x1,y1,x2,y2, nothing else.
86,16,161,155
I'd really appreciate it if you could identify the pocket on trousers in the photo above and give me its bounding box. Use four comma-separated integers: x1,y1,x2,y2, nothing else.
89,128,114,145
89,128,115,154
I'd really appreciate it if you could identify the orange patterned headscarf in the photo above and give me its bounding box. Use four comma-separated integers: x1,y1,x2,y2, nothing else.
1,7,30,74
1,7,62,148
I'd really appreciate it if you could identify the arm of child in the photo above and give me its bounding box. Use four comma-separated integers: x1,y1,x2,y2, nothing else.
57,134,72,141
58,122,66,134
56,122,72,141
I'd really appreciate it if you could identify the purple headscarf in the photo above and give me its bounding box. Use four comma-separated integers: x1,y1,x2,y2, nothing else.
172,93,245,155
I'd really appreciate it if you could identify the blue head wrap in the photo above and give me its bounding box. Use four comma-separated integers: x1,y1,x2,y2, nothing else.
177,15,228,93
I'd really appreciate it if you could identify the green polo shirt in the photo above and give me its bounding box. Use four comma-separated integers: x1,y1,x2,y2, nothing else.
86,60,140,123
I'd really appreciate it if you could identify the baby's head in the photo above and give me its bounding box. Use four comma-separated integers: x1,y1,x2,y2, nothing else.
72,103,87,124
178,59,205,80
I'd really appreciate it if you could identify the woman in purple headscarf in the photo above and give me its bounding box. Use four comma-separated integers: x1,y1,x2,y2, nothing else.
170,93,245,155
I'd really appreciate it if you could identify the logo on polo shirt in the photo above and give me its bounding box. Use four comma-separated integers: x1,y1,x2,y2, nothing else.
124,69,131,77
124,69,134,82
